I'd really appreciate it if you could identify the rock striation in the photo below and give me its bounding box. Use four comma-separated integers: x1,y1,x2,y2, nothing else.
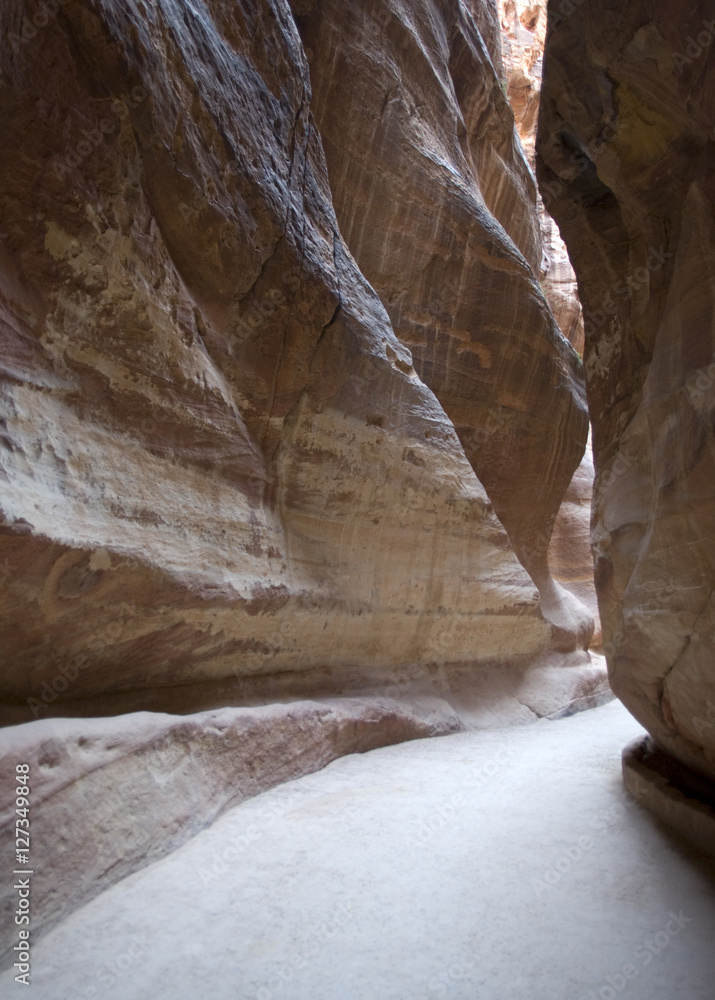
0,0,600,723
498,0,583,353
538,0,715,782
0,0,616,958
291,0,591,644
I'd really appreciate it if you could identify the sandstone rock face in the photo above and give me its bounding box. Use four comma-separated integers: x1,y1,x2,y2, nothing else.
498,0,584,354
0,648,616,967
292,0,591,643
0,697,461,965
549,435,602,650
0,0,599,721
498,0,595,637
538,0,715,781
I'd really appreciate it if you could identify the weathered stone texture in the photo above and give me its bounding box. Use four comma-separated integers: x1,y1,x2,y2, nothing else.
292,0,591,644
0,0,598,720
498,0,584,353
538,0,715,780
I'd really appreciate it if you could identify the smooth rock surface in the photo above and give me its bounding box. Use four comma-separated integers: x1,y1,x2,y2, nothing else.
292,0,591,638
550,436,602,650
0,0,594,718
498,0,584,353
4,700,715,999
538,0,715,781
0,658,612,966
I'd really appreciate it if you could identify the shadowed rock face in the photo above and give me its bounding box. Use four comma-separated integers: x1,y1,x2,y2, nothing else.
538,0,715,780
290,0,590,641
498,0,584,353
0,0,598,721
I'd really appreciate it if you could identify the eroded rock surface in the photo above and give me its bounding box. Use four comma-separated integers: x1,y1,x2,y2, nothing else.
498,0,583,353
498,0,596,635
0,697,461,966
291,0,591,645
538,0,715,781
0,0,599,721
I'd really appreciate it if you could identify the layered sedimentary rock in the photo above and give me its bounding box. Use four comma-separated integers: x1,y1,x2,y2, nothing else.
498,0,583,352
291,0,591,644
549,434,601,649
538,0,715,781
498,0,597,639
0,0,600,723
0,697,461,966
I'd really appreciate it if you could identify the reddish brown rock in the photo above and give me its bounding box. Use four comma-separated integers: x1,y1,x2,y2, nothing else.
498,0,584,354
292,0,591,645
538,0,715,781
0,0,603,722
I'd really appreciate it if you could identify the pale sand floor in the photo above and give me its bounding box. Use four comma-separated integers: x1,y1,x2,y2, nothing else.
5,699,715,1000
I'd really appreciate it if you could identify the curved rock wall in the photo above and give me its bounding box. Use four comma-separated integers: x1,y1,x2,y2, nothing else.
498,0,584,353
0,0,598,723
291,0,591,644
538,0,715,780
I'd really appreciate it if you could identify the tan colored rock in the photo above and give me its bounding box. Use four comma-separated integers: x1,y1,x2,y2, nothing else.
0,0,602,721
292,0,591,646
498,0,547,162
550,436,602,650
538,0,715,781
498,0,584,355
498,0,594,634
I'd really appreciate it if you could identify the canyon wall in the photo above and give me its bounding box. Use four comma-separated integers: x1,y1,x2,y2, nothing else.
498,0,599,645
538,0,715,781
291,0,590,642
498,0,584,353
0,0,613,956
0,0,597,725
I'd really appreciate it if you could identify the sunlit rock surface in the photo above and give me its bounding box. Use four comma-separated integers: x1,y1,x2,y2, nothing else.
538,0,715,782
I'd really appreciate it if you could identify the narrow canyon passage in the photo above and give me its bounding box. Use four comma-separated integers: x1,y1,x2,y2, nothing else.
6,701,715,1000
2,1,715,994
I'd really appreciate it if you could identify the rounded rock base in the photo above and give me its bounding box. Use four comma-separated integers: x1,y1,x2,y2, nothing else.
622,735,715,857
